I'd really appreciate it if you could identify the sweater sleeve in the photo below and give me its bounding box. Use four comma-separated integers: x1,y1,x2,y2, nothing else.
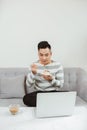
26,71,35,87
50,64,64,88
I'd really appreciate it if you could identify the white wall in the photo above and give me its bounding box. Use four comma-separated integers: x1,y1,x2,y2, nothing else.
0,0,87,71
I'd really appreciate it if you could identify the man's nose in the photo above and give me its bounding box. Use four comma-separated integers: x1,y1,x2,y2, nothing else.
43,56,46,60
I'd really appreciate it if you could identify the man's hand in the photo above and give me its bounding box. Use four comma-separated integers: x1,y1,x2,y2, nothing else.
42,74,53,81
42,70,53,81
31,64,38,75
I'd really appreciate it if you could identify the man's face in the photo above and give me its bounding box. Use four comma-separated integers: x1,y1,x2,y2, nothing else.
38,48,52,65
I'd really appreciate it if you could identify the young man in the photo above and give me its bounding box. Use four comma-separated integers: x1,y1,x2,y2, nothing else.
23,41,64,106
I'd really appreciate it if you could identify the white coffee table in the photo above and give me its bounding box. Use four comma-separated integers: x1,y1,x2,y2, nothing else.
0,106,87,130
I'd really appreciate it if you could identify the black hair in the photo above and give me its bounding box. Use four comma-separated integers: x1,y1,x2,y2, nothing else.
38,41,51,50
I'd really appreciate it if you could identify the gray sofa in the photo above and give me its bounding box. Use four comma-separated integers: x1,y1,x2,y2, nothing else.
0,68,87,107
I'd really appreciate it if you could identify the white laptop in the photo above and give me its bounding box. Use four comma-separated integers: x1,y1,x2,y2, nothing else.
36,91,77,118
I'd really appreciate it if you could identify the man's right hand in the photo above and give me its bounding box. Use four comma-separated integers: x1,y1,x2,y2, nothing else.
31,64,38,75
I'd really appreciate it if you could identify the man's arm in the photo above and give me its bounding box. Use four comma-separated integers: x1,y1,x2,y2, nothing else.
26,63,38,87
50,64,64,88
26,72,35,87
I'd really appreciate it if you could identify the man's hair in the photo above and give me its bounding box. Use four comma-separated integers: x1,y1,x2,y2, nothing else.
38,41,51,50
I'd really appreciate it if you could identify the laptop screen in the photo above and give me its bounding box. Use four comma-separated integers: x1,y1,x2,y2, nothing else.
36,91,77,118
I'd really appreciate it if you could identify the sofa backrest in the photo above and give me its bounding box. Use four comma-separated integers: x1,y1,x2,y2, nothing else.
60,68,86,92
0,67,86,98
0,68,29,99
0,68,28,77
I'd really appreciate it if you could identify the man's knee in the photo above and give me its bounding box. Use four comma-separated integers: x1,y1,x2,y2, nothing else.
23,93,36,107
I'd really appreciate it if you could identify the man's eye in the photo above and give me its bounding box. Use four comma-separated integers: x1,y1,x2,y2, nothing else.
45,54,48,56
40,54,43,56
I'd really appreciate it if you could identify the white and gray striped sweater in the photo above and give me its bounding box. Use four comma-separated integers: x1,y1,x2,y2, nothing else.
26,61,64,91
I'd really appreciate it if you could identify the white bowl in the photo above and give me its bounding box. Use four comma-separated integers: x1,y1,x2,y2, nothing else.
42,71,51,76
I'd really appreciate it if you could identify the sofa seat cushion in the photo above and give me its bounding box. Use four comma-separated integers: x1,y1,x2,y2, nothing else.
76,96,87,108
0,98,26,107
0,96,87,107
0,75,26,98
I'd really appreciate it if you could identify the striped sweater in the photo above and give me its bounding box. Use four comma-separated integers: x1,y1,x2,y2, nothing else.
26,61,64,91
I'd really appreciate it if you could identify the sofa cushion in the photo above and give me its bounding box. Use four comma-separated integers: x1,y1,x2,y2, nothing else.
0,98,26,106
76,96,87,108
0,96,86,107
0,75,26,98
